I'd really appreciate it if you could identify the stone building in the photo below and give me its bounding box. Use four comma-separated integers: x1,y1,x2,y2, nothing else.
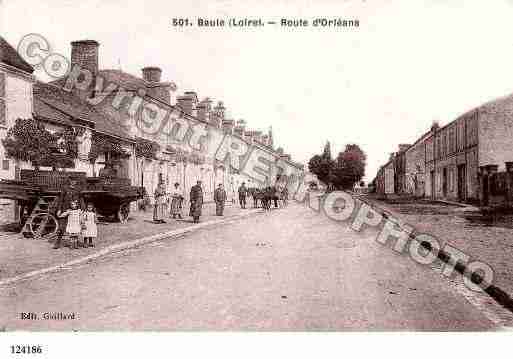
393,144,410,194
404,131,430,197
0,37,36,223
375,90,513,204
0,37,303,221
375,154,395,196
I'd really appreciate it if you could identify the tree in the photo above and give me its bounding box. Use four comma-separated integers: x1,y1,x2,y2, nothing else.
308,154,333,185
331,144,366,190
322,141,332,161
88,132,130,163
308,141,335,185
2,118,79,170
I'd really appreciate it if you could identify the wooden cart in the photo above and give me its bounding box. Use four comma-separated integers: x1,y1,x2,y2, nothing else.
0,170,144,238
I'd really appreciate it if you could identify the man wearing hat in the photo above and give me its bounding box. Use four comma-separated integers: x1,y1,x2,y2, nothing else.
214,183,227,216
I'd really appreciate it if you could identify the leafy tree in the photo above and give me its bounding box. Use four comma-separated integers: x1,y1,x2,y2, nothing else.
88,132,130,163
2,118,79,170
308,141,336,185
308,154,333,185
331,144,366,190
308,142,366,191
135,138,160,160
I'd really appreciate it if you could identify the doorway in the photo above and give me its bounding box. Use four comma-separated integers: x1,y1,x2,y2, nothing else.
430,170,435,200
442,167,448,197
457,164,466,202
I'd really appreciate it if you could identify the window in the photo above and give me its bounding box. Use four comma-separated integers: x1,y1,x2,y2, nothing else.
2,160,8,171
0,100,5,125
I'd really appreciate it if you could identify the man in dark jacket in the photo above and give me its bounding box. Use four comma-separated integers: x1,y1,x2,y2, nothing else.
272,186,279,208
238,182,247,209
53,178,84,249
189,180,204,223
214,183,227,216
252,188,259,208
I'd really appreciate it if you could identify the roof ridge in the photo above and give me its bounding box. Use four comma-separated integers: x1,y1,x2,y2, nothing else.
0,36,34,74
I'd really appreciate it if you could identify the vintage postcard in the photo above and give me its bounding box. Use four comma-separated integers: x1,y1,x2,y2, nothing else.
0,0,513,353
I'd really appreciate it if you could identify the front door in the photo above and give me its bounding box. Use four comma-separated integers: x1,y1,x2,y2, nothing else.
430,170,435,200
457,165,466,201
442,167,448,197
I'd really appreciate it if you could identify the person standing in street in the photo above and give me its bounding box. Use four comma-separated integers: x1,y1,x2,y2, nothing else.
252,188,260,208
238,182,247,209
189,180,204,223
272,186,279,208
214,183,227,216
53,178,84,249
170,182,184,219
281,186,289,207
81,202,98,247
58,200,83,250
153,181,167,223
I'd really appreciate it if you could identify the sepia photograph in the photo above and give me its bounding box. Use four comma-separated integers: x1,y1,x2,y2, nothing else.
0,0,512,357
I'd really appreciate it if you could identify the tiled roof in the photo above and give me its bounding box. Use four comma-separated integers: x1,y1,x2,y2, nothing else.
98,69,148,91
0,36,34,73
33,81,131,140
33,97,75,125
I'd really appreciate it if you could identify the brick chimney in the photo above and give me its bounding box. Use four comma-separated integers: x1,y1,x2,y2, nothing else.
222,119,234,134
142,67,162,82
211,101,225,129
196,101,207,122
177,92,198,116
185,91,198,117
141,66,175,105
70,40,99,97
234,119,246,137
398,144,410,152
280,153,292,162
243,131,253,143
71,40,99,77
252,130,263,143
214,101,226,120
431,121,440,133
261,134,269,146
388,152,395,162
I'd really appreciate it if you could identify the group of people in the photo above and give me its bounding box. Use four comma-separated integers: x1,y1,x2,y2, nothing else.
153,180,217,224
33,177,291,250
237,182,289,210
153,180,290,224
51,179,98,250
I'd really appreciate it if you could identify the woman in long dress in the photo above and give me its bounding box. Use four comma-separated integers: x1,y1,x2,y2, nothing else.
189,180,203,223
170,182,183,219
153,182,167,223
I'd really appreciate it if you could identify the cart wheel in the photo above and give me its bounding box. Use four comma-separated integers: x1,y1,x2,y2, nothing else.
29,213,59,239
117,204,129,224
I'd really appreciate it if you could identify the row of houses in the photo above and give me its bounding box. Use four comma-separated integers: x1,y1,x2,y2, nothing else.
374,91,513,205
0,36,304,223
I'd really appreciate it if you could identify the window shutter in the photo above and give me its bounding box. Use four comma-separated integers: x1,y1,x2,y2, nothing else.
0,73,5,125
0,99,5,125
0,73,5,98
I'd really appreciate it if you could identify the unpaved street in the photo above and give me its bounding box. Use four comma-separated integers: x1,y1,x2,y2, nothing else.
0,204,502,330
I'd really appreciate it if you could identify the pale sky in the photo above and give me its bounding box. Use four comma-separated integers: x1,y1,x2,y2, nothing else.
3,0,513,181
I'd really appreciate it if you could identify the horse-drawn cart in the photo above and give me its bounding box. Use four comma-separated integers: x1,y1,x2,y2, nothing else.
0,170,144,238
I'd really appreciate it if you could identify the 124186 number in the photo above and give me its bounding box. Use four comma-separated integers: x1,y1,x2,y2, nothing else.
10,345,43,354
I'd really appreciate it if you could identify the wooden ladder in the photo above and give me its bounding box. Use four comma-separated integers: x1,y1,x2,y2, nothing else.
21,195,58,239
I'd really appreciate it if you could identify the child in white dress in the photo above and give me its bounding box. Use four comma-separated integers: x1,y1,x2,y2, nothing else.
81,203,98,247
58,200,83,249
